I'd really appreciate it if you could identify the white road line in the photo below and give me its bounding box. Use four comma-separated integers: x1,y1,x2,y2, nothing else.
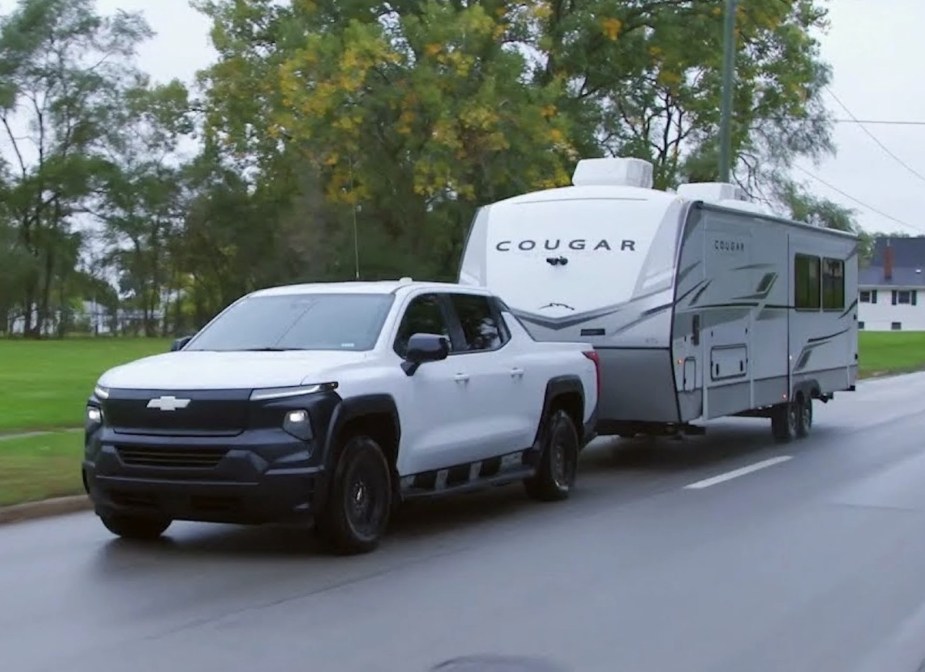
683,455,793,490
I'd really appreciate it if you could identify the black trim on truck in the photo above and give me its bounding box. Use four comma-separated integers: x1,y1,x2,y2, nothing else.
313,394,402,513
532,375,591,448
83,387,341,526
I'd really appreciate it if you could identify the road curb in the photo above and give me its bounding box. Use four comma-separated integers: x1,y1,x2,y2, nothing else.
0,427,82,442
0,495,93,526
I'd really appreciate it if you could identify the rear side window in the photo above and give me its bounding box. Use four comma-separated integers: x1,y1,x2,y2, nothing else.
449,293,507,352
822,258,845,310
794,254,821,310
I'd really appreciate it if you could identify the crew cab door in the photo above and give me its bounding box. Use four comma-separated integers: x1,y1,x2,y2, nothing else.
392,293,474,476
444,292,536,456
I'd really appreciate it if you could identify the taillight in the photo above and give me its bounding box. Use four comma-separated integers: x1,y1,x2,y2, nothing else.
583,350,601,397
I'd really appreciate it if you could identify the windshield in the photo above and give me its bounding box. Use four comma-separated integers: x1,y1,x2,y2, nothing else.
186,293,395,352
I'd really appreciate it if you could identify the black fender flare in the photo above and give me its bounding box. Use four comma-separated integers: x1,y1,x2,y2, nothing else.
314,393,402,509
532,375,586,447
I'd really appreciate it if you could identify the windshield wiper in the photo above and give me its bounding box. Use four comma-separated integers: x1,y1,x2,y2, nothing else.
240,347,305,352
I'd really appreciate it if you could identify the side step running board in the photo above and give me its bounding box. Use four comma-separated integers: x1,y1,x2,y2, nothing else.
401,466,536,501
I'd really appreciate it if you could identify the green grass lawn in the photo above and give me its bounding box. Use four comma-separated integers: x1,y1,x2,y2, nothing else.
0,337,171,433
858,331,925,378
1,332,924,509
0,431,84,506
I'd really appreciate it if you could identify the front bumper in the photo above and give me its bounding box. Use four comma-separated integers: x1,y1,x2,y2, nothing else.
84,430,326,526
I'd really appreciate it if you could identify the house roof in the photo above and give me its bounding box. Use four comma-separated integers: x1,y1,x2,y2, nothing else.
861,236,925,288
859,267,925,287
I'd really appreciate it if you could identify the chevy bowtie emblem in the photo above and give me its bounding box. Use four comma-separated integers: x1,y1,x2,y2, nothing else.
147,395,191,412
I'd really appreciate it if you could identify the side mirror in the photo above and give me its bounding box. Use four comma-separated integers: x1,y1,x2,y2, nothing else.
170,335,193,352
402,333,449,376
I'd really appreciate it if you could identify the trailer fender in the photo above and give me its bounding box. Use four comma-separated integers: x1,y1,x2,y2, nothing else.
791,380,821,403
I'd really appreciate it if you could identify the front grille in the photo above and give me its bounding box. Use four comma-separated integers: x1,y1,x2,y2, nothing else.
102,389,250,436
116,446,229,469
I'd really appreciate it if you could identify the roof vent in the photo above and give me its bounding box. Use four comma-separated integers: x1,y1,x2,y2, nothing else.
398,276,414,284
571,157,654,189
676,182,748,202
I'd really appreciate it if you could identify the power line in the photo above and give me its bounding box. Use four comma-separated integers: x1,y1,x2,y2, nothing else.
832,118,925,126
793,164,925,234
826,88,925,185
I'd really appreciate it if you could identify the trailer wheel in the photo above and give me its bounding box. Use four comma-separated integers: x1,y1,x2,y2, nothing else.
796,396,813,438
771,401,798,443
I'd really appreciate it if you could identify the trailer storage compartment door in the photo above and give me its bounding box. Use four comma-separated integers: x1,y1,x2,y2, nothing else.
710,345,748,381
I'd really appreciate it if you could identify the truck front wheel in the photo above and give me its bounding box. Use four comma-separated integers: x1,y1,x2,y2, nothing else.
317,435,392,555
99,513,171,540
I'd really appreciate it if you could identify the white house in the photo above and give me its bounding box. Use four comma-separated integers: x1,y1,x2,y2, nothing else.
858,237,925,331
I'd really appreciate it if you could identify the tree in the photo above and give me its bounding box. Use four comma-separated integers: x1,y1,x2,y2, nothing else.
776,180,855,232
526,0,835,192
96,78,194,336
195,0,576,280
0,0,152,336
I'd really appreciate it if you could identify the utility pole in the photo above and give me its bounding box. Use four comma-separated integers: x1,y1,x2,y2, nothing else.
718,0,737,182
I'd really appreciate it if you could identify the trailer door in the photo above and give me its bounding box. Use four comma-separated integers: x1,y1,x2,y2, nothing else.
700,216,754,420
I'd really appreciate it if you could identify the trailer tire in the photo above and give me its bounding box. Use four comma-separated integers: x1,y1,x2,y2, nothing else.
796,396,813,438
770,401,798,443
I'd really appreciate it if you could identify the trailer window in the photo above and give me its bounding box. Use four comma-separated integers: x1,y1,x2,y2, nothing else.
822,258,845,310
794,254,821,310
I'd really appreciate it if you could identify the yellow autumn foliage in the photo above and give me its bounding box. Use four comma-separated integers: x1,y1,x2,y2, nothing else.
600,17,622,41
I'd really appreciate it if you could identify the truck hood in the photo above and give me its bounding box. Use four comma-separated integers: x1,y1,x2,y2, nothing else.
97,350,370,391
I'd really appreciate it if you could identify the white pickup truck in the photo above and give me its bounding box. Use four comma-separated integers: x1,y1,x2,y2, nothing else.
82,280,600,553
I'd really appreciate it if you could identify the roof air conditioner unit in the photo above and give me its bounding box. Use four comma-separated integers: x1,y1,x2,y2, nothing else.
676,182,747,202
571,157,654,189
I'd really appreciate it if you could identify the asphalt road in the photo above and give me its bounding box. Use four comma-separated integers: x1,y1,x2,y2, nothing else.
4,373,925,672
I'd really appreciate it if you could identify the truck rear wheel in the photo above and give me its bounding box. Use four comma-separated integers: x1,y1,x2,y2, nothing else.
525,409,579,502
317,435,392,555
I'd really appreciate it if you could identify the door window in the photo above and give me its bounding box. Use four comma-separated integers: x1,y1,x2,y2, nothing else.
394,294,451,357
449,294,508,352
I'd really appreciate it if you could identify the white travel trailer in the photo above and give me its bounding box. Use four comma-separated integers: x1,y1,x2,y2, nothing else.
458,157,859,442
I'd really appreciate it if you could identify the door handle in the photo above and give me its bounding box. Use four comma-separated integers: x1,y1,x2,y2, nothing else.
510,367,525,378
454,373,470,383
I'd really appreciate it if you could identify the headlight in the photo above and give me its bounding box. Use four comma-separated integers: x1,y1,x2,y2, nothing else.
282,409,313,440
86,405,103,426
249,382,336,401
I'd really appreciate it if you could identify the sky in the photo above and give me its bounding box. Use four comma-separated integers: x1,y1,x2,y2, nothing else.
4,0,924,236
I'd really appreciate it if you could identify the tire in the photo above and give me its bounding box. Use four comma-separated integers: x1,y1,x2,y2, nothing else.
796,396,813,438
317,435,392,555
525,409,580,502
770,400,799,443
99,513,171,540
